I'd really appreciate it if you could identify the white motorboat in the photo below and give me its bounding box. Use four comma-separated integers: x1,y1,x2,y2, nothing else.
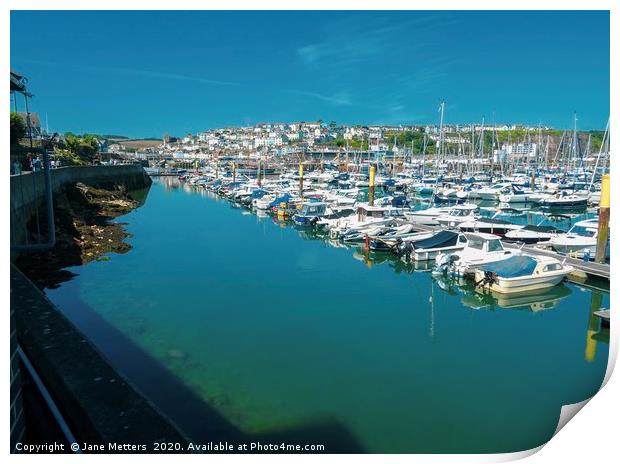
476,182,512,201
473,255,574,294
404,206,453,226
504,224,565,244
498,186,547,204
436,204,479,228
396,230,468,262
548,218,600,257
458,216,524,237
538,192,589,208
252,193,277,210
324,204,400,238
434,232,521,276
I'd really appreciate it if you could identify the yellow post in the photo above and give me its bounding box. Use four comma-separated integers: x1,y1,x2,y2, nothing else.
299,162,304,198
595,174,610,263
585,290,602,362
368,164,376,206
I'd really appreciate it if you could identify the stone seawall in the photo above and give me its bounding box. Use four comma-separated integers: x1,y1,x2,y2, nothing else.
10,164,152,249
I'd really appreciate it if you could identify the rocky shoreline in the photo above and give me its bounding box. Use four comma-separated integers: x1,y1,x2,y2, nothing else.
16,182,143,289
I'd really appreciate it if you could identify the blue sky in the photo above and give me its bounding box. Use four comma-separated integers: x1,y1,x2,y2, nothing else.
11,10,609,138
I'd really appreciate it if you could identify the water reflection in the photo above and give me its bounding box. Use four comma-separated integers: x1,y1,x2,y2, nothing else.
461,284,572,312
585,290,610,362
57,176,608,453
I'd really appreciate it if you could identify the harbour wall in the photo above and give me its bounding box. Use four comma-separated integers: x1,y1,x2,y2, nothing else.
10,164,152,249
10,164,170,452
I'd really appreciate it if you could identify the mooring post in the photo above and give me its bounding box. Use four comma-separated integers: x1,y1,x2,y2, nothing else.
595,173,610,263
585,290,603,362
368,164,376,206
299,162,304,198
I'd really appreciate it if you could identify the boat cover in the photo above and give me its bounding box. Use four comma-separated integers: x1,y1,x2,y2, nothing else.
269,194,293,208
522,225,562,233
480,256,537,278
477,217,511,225
413,230,458,250
251,189,269,199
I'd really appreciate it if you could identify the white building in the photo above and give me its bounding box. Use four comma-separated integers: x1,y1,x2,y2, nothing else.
504,143,538,158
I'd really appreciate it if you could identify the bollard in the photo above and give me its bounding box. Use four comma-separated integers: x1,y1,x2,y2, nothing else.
595,174,610,263
369,164,376,206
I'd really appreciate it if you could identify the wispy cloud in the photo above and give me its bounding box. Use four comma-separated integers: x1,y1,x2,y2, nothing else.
96,66,238,86
12,58,237,86
287,89,352,106
296,13,460,72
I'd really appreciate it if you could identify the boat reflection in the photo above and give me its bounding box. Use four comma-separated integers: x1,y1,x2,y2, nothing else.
351,249,434,273
585,289,610,362
433,275,572,312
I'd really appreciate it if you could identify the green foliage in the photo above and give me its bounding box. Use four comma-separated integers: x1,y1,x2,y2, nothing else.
63,132,99,162
316,137,369,150
589,130,608,153
10,112,26,146
384,130,432,153
54,148,88,166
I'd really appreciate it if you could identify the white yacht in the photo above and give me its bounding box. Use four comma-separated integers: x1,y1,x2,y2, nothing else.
504,224,565,244
403,206,453,226
436,204,479,228
434,232,521,276
476,182,512,201
473,255,573,294
548,218,600,257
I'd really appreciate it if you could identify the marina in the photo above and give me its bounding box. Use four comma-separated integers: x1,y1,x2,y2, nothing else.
9,8,612,456
42,173,610,453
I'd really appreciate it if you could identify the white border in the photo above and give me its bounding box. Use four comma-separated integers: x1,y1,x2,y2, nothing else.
4,2,616,463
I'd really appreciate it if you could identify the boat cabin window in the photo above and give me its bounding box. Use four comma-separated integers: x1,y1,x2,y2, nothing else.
568,225,596,237
543,263,562,272
305,205,323,214
452,209,472,217
458,235,468,244
467,237,484,250
487,239,504,252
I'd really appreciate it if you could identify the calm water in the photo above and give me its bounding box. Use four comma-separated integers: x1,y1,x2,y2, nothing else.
46,178,609,453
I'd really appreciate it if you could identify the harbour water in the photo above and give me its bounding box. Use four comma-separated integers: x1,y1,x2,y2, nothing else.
46,177,609,453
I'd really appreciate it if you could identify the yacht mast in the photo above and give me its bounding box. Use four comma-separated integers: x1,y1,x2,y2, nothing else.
438,100,445,169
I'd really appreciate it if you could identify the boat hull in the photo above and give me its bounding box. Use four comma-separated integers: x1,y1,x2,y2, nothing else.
413,245,465,262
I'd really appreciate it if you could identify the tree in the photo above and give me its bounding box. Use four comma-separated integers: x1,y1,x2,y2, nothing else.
63,132,99,163
10,112,26,146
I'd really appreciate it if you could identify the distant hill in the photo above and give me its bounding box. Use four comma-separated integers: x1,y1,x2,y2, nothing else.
114,139,162,150
102,135,130,140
